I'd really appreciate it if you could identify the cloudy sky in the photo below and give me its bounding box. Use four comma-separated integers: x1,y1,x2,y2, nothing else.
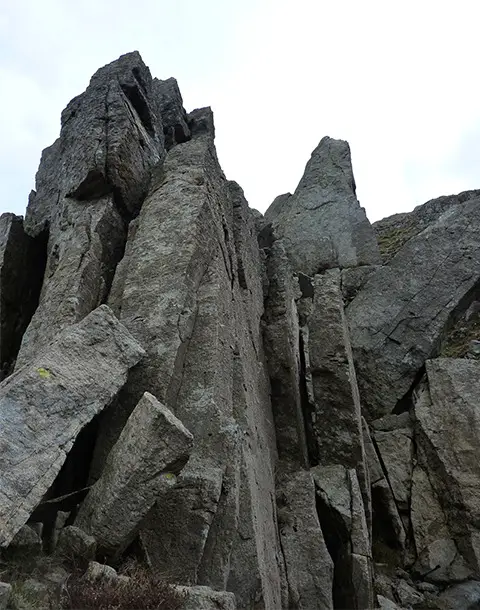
1,0,479,221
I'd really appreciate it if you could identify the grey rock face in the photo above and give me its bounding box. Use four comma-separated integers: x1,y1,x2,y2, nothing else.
0,305,144,547
8,50,480,610
278,470,334,610
414,359,480,574
374,189,480,263
25,51,164,237
309,270,365,472
15,51,166,369
56,526,96,561
76,392,193,556
265,137,380,276
153,77,191,149
347,196,480,419
16,196,126,368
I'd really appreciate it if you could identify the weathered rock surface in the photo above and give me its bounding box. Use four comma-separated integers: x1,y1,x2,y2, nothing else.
25,51,164,237
153,77,191,149
76,391,193,556
374,189,480,263
414,358,480,574
265,136,381,276
5,50,480,610
347,196,480,419
56,526,96,562
277,470,334,610
0,305,144,547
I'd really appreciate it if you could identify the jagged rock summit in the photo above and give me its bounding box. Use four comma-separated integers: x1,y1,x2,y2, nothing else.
1,51,480,609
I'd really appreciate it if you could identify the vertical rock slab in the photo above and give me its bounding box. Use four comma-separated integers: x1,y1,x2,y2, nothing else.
264,136,380,276
0,305,145,548
312,465,374,610
76,392,193,557
410,463,472,583
371,413,414,512
263,241,308,469
0,214,46,380
16,197,125,368
309,269,366,472
153,77,191,149
278,470,334,610
415,358,480,573
362,419,406,564
347,197,480,419
16,52,165,367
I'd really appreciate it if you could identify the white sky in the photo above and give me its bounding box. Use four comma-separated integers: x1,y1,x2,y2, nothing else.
1,0,479,222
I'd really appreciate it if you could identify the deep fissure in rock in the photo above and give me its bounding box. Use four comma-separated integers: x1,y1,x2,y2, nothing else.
0,225,48,381
315,493,354,610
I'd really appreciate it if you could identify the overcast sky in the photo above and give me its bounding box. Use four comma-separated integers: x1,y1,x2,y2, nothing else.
1,0,479,222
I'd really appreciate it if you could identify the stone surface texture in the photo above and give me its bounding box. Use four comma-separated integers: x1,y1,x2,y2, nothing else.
0,305,144,547
3,50,480,610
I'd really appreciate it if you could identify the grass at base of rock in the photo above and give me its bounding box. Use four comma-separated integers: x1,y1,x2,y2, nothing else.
61,566,186,610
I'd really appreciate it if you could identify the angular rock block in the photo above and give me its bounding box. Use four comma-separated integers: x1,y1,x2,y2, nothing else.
76,392,193,556
415,358,480,573
0,305,144,547
25,51,164,237
347,196,480,418
265,136,380,276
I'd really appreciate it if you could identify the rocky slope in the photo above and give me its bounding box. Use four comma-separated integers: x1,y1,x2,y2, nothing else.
1,51,480,609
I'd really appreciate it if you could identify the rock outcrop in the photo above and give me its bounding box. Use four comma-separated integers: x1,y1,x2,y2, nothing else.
264,136,381,276
1,50,480,610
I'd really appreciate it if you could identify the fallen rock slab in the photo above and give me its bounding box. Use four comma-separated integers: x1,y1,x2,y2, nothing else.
0,305,145,547
76,391,193,556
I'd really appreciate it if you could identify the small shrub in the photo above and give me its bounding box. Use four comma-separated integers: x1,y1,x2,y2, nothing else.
62,566,186,610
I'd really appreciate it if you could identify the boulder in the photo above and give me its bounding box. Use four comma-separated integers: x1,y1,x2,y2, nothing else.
24,51,164,238
347,196,480,419
85,561,119,583
5,524,42,557
56,526,96,562
0,305,144,547
265,136,380,276
177,585,236,610
76,392,193,556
